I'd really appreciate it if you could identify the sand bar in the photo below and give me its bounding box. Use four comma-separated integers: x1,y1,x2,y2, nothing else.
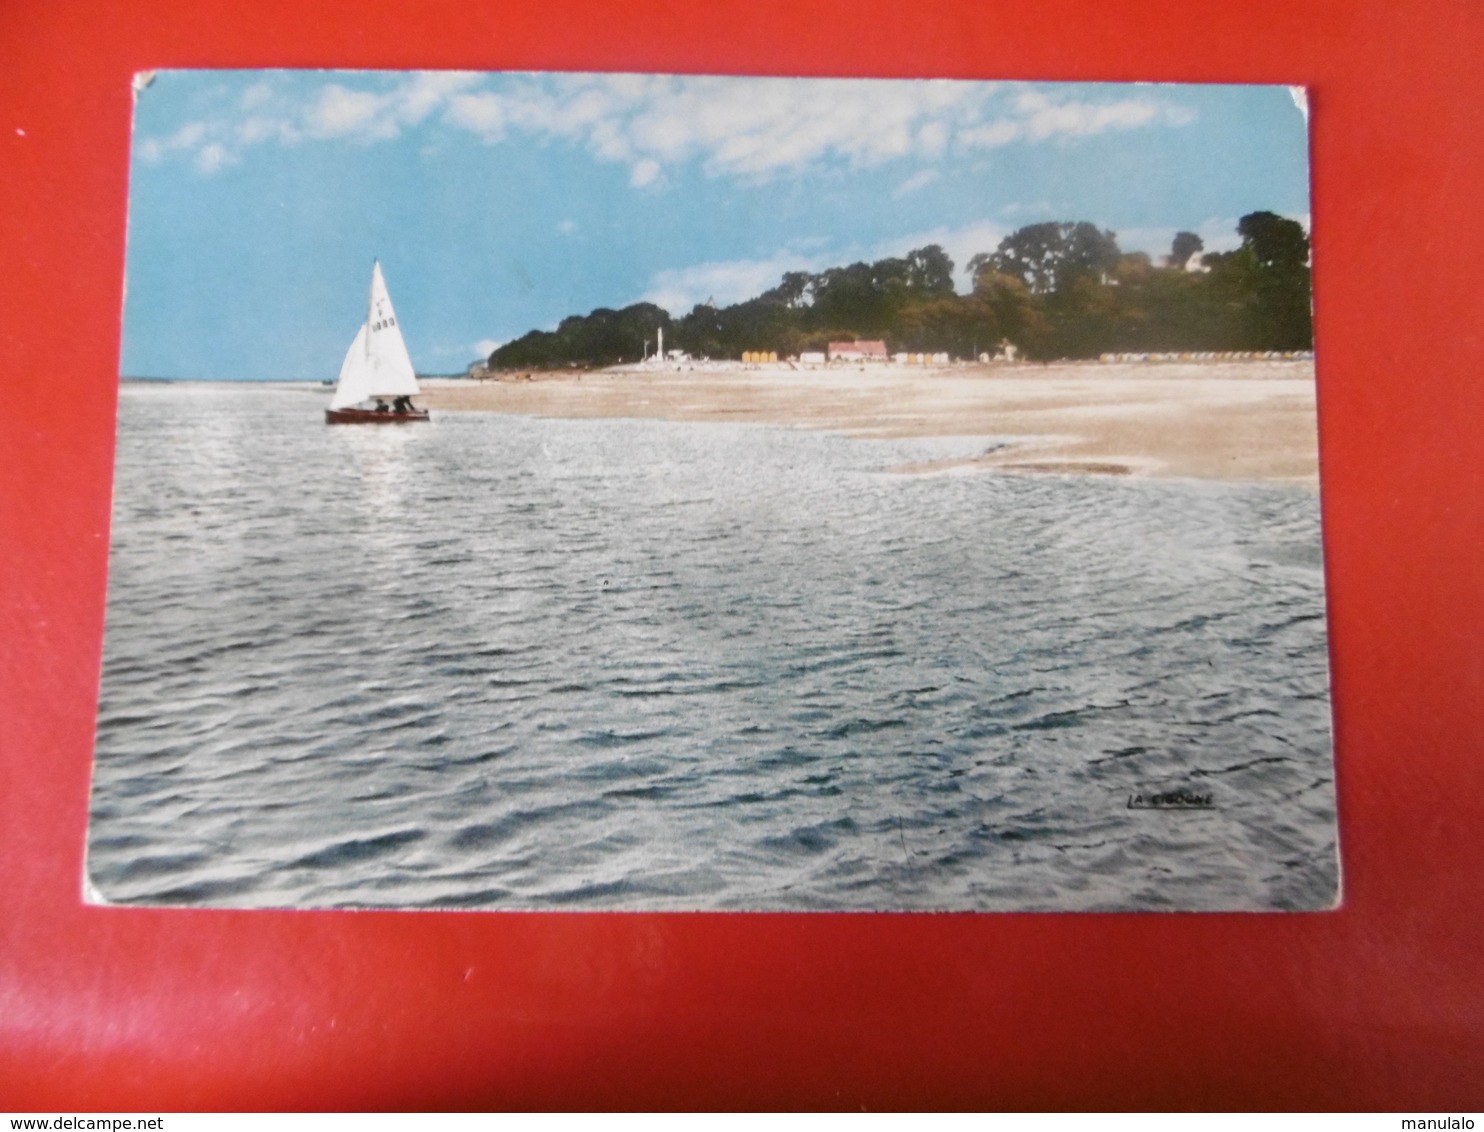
420,360,1318,483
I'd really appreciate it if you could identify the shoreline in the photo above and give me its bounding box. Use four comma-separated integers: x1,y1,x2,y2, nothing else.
418,359,1319,483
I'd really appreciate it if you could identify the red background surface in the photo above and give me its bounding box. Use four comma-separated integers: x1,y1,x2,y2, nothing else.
3,0,1482,1111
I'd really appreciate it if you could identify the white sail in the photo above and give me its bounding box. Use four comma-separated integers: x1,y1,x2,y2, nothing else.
329,261,421,410
330,323,373,410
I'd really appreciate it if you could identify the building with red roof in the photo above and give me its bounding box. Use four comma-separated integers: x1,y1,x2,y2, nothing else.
827,340,888,361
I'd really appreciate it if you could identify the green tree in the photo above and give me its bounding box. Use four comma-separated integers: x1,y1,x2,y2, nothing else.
970,222,1121,294
971,269,1050,358
1170,231,1204,269
904,244,956,294
488,214,1312,368
1203,211,1312,349
1238,211,1309,272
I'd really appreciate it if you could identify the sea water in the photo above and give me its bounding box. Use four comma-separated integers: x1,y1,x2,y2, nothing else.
86,381,1338,910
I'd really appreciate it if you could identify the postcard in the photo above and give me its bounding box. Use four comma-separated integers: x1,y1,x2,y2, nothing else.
87,70,1336,910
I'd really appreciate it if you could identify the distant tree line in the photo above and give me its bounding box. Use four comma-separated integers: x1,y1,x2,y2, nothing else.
488,211,1312,368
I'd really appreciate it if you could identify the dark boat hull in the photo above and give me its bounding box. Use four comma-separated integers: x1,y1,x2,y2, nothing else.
325,407,430,424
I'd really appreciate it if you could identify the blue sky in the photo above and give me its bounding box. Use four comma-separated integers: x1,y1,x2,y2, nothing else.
120,71,1310,379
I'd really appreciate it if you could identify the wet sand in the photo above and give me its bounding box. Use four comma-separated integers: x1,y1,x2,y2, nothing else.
419,360,1318,482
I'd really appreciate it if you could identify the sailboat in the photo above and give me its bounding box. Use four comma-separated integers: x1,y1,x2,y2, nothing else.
326,261,430,424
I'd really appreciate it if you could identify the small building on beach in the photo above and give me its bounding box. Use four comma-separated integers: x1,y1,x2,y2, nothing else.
828,340,888,362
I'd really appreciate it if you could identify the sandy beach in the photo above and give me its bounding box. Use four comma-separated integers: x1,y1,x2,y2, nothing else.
420,359,1318,482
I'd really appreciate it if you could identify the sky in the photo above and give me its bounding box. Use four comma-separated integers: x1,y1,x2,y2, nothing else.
120,70,1311,380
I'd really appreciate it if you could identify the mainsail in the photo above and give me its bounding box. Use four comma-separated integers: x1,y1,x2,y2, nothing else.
329,262,422,411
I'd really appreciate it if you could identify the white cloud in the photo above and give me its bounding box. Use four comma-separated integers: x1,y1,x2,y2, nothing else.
958,119,1021,149
917,121,949,157
1114,214,1297,260
1022,94,1164,140
1000,200,1053,217
641,220,1013,312
557,219,576,234
537,76,1196,182
444,90,508,142
142,72,482,170
641,248,824,314
238,116,284,145
892,169,940,198
649,76,978,179
194,143,233,173
629,158,662,188
306,84,398,140
955,90,1194,153
138,120,207,163
141,72,1197,187
867,221,1009,291
173,121,205,148
304,74,479,142
240,82,272,110
473,338,503,357
1113,226,1188,258
400,72,480,122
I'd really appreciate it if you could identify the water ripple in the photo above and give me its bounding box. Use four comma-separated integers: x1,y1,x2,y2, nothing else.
87,382,1339,911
